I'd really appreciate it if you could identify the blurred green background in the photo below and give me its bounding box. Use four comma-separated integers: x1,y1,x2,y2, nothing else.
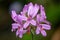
0,0,60,40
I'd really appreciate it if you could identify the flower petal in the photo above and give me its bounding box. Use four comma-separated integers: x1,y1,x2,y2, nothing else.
18,15,27,21
36,27,40,34
32,4,39,18
36,14,40,23
11,10,17,22
12,23,20,31
40,5,46,19
41,24,51,30
23,5,28,13
43,20,50,25
39,16,44,22
41,30,47,36
28,2,33,16
16,30,19,36
21,5,28,15
19,31,23,38
23,21,30,29
30,20,36,26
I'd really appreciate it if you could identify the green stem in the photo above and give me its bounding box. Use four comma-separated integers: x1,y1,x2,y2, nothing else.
31,32,33,40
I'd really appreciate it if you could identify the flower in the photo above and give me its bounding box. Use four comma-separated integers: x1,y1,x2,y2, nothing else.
35,5,51,36
18,2,39,29
39,5,50,24
11,10,26,38
11,2,51,38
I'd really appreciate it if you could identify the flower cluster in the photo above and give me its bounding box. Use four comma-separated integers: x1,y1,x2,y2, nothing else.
11,2,51,38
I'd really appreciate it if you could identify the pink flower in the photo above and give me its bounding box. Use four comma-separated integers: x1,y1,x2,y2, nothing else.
11,10,26,38
35,5,51,36
18,2,39,29
39,5,50,24
11,2,51,38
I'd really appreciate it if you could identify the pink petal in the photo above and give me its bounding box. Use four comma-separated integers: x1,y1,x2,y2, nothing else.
18,15,27,21
19,28,24,38
36,27,40,34
19,31,23,38
40,5,46,19
16,30,19,36
11,10,17,22
39,16,44,22
30,20,36,26
28,2,33,16
23,21,30,29
19,28,27,35
23,5,28,13
41,30,47,36
32,4,39,18
43,20,50,25
21,5,28,16
20,28,23,31
41,24,51,30
12,23,20,30
23,30,27,34
16,28,23,38
36,14,40,23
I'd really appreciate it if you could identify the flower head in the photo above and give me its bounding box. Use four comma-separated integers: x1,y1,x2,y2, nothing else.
35,5,51,36
11,10,27,38
18,2,39,29
11,2,51,38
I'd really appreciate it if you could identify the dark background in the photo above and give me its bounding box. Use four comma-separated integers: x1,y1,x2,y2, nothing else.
0,0,60,40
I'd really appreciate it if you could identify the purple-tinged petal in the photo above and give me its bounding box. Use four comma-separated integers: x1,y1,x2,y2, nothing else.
20,5,28,16
23,5,28,13
36,27,40,34
41,30,47,36
23,21,30,29
32,4,39,18
19,28,24,38
18,15,27,21
30,20,36,26
39,16,44,22
12,23,20,30
19,31,23,38
20,28,26,34
36,14,40,23
28,2,33,16
36,14,45,23
40,5,46,19
23,30,27,34
41,24,51,30
11,10,17,22
20,28,23,32
16,30,19,36
43,20,50,25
